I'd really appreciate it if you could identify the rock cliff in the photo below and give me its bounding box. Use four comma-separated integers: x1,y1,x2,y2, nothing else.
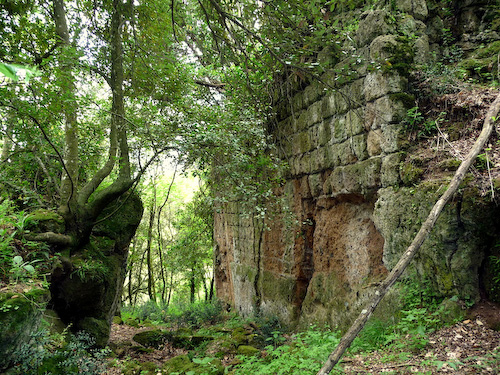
214,0,500,330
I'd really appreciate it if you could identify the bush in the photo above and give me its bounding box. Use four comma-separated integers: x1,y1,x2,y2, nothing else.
170,300,224,328
11,329,109,374
232,325,341,375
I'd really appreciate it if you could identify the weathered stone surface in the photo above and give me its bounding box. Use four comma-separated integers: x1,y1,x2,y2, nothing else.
307,100,323,127
374,187,500,300
346,109,365,137
381,153,402,186
367,129,383,156
357,10,391,46
214,0,500,333
396,0,428,20
414,34,431,65
365,96,407,129
369,35,398,61
363,72,407,102
331,115,347,143
380,123,404,153
351,133,368,161
308,173,323,197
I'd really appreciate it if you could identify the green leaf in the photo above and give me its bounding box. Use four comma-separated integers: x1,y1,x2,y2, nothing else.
13,255,23,265
0,63,18,81
23,264,35,273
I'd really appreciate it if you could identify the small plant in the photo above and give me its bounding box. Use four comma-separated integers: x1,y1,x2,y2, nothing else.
12,329,110,374
405,106,424,131
10,255,38,282
170,299,224,328
475,150,491,171
232,325,341,375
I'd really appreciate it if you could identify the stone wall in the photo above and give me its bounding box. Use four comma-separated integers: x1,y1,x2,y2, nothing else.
214,0,500,329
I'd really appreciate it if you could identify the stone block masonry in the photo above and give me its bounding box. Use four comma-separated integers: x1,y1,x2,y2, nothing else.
214,0,500,330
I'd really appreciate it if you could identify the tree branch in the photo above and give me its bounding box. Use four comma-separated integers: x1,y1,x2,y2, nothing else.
317,91,500,374
24,232,74,246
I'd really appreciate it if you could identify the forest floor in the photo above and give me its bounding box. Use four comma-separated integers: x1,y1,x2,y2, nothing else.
105,301,500,374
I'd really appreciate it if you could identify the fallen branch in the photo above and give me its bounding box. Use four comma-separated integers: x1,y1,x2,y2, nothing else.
317,91,500,375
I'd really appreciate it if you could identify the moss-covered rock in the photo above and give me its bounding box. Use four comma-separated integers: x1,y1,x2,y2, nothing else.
0,288,50,371
50,192,143,348
237,345,260,356
374,185,500,301
77,317,110,348
133,329,166,348
161,355,223,375
438,297,465,325
400,162,423,185
122,360,158,375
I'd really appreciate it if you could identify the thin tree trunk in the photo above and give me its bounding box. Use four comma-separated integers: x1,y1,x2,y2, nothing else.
190,265,196,304
146,185,157,302
166,271,173,309
209,273,214,301
157,163,177,303
134,245,147,306
317,92,500,375
128,239,137,306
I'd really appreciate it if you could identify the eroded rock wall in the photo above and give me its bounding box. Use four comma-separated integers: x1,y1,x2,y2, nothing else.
214,0,500,329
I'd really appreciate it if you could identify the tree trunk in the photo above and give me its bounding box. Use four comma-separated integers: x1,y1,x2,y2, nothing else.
209,274,214,301
146,186,157,302
190,265,196,304
317,92,500,375
52,0,79,212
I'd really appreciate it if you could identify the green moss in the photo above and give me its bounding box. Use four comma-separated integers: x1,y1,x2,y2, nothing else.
0,288,49,369
231,327,249,346
28,209,64,223
437,158,461,171
237,345,260,356
389,92,415,108
133,329,166,348
26,209,65,233
475,41,500,59
162,355,194,374
77,317,110,348
399,163,423,185
261,271,295,301
122,360,158,375
382,36,415,76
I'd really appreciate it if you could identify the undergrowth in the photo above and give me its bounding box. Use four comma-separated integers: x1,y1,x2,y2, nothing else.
11,328,109,375
122,298,225,328
231,326,343,375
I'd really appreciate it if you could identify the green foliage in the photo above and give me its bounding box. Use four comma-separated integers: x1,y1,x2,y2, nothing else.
0,199,47,283
123,299,224,328
349,279,448,354
11,329,109,375
475,149,492,171
232,325,341,375
169,300,224,328
10,255,38,282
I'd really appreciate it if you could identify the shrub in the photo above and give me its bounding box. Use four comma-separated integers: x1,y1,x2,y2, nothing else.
11,329,109,374
170,299,224,328
232,325,341,375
